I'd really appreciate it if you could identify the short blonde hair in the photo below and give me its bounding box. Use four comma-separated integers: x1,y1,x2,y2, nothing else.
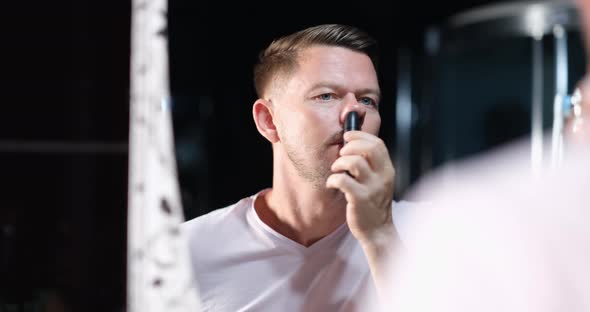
253,24,378,98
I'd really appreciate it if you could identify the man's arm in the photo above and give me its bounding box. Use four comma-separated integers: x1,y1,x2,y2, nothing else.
357,219,401,301
326,130,400,301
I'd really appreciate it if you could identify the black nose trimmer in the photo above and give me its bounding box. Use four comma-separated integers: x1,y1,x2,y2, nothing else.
344,111,360,132
343,111,360,178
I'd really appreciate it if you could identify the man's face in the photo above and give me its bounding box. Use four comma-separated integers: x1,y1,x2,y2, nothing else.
269,45,381,188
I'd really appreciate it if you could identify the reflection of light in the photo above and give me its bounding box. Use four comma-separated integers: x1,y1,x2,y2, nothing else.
161,97,171,111
526,5,546,39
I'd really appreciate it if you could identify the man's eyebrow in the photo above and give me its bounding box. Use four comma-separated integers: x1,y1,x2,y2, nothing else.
356,88,381,100
306,82,339,92
307,83,381,99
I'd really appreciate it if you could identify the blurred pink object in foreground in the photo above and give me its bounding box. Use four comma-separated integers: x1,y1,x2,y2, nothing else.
376,140,590,312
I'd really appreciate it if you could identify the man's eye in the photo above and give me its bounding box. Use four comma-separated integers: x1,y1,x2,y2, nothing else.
359,97,376,106
317,94,334,101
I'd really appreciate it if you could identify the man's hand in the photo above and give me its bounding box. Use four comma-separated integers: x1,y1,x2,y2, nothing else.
326,130,396,244
326,130,399,300
566,77,590,145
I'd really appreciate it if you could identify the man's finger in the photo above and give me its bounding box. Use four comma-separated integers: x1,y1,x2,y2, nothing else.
340,138,389,171
326,172,363,202
331,155,371,181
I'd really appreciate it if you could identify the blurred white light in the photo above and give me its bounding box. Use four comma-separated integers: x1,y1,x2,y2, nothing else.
526,5,547,39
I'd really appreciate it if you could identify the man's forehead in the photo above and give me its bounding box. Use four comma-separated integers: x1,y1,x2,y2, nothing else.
298,47,379,88
267,45,379,98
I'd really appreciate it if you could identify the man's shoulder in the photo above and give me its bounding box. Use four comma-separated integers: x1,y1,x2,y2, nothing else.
181,194,260,270
182,196,253,235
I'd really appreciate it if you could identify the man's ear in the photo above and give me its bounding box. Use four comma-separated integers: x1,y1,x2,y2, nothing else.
252,99,280,143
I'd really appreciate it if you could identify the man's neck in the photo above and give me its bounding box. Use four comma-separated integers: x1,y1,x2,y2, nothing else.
255,172,347,247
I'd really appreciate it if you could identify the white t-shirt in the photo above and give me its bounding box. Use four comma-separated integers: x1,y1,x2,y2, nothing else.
183,189,413,312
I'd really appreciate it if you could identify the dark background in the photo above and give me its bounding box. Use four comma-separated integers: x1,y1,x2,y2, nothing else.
168,0,511,220
0,0,529,311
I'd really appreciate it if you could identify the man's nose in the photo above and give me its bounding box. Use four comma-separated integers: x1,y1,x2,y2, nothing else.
339,94,366,130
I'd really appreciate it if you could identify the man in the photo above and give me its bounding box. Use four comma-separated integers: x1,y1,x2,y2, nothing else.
183,24,410,311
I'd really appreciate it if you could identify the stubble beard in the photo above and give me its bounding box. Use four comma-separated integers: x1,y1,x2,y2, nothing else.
285,143,334,190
